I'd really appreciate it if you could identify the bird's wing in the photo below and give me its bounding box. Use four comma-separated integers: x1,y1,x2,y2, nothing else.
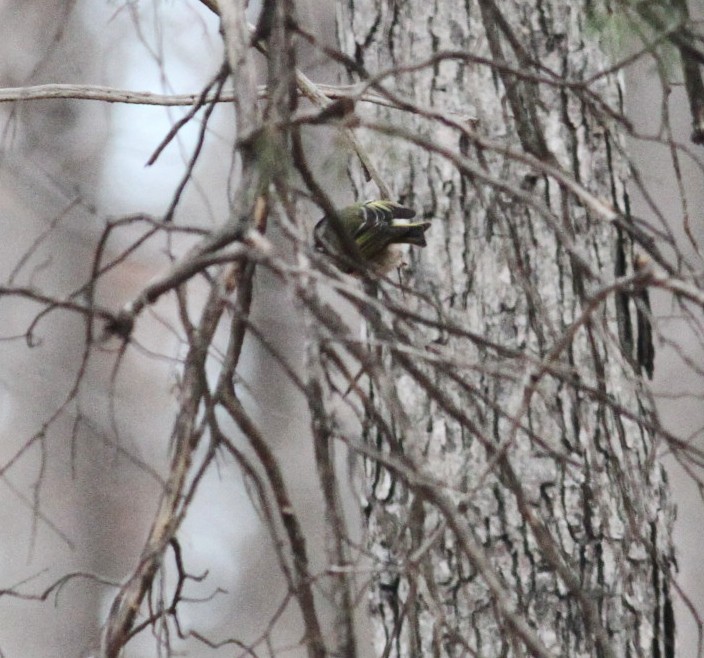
364,200,416,220
353,203,395,260
356,201,431,259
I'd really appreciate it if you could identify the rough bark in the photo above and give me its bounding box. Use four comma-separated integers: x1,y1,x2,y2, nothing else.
337,1,676,656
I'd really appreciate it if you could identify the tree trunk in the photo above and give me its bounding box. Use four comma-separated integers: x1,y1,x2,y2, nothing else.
336,1,676,655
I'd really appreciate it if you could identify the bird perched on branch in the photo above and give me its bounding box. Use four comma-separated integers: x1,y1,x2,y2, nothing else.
313,200,431,275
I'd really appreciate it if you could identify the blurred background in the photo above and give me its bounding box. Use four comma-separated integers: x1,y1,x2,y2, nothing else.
0,0,701,656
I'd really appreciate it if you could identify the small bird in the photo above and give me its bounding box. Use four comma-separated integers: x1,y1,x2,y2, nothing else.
313,200,431,274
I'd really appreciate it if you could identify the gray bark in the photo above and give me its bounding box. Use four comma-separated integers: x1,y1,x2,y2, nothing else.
336,1,676,656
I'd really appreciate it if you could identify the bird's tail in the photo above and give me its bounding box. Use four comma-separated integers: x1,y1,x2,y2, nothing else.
391,220,432,247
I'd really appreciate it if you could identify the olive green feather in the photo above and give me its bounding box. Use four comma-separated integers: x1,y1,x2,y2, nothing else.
314,200,431,273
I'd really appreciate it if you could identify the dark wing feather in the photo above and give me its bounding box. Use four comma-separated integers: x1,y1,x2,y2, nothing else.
353,201,428,260
353,202,396,260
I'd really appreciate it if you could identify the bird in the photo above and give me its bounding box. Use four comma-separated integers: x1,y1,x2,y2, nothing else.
313,200,431,275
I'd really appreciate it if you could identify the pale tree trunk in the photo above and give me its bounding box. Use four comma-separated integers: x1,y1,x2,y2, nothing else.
0,2,110,654
336,1,676,656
